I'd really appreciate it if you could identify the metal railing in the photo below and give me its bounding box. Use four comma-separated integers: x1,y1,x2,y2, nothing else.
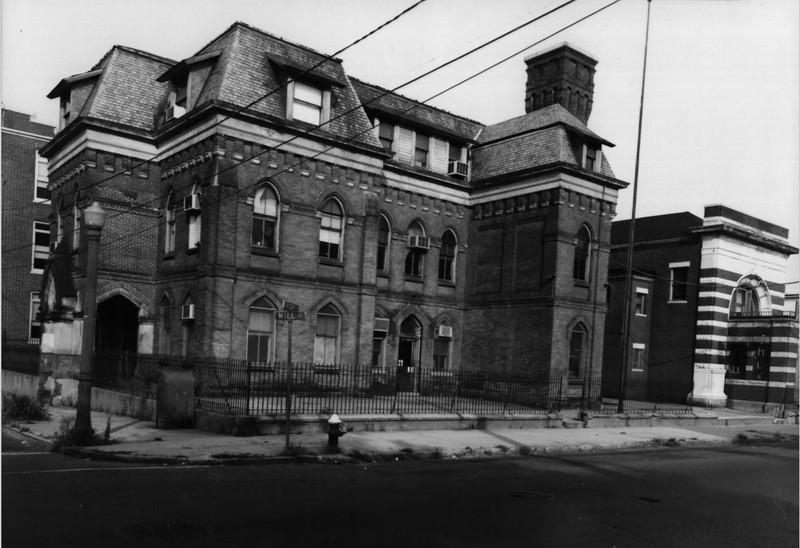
194,360,564,416
585,376,693,414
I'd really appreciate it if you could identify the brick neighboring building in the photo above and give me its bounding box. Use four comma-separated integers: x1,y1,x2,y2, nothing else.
603,206,799,410
1,109,56,344
38,24,627,389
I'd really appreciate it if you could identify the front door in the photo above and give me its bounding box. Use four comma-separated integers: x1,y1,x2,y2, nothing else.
397,337,416,392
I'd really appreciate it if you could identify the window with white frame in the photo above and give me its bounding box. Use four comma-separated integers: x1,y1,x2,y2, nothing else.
289,80,329,126
187,183,201,250
669,262,689,302
34,151,50,203
632,343,645,371
378,122,394,151
377,214,391,272
252,185,279,251
635,288,648,316
32,221,49,273
438,229,457,283
164,192,176,255
319,198,344,261
29,292,42,342
247,297,275,364
314,304,340,365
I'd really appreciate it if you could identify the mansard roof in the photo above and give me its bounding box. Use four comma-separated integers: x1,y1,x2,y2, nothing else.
477,104,612,146
350,78,483,143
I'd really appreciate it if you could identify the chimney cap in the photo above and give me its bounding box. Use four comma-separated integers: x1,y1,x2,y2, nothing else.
524,42,597,66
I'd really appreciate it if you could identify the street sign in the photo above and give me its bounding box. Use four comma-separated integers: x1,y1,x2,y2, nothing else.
276,311,305,321
282,301,299,312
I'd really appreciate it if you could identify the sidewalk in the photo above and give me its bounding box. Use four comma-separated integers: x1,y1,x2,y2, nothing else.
3,404,797,465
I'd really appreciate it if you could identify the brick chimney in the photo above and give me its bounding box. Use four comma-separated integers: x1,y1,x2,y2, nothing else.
524,43,597,124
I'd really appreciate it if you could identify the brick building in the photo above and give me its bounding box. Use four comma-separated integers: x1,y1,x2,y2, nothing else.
603,206,798,410
38,24,627,388
1,110,56,344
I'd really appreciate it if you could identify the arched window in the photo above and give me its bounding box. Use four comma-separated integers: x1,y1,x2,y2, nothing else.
314,304,340,365
377,214,391,272
72,185,81,249
730,276,771,318
404,221,426,277
568,323,588,378
247,297,275,364
252,184,279,251
187,182,201,249
56,197,64,243
319,198,344,261
573,225,591,281
433,322,453,370
438,229,457,282
158,296,171,355
181,295,195,358
164,191,176,254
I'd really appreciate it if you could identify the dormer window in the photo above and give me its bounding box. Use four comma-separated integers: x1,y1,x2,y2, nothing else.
582,144,602,172
60,95,71,129
166,76,187,120
288,80,330,127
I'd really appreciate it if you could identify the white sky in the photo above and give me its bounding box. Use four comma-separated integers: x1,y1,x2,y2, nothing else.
3,0,798,281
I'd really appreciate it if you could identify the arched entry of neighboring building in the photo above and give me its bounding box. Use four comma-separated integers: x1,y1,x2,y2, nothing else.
95,295,139,384
398,316,422,392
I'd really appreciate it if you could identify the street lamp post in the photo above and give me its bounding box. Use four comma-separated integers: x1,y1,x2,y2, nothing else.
72,202,106,442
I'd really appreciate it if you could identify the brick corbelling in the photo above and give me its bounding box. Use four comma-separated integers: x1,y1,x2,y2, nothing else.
52,149,157,191
471,187,614,222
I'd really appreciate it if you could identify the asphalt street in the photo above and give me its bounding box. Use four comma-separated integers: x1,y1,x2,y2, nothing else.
3,434,797,548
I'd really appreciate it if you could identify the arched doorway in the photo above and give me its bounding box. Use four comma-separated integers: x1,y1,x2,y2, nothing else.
398,316,422,392
95,295,139,384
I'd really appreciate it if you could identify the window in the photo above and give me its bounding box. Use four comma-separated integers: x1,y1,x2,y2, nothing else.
164,192,176,254
314,304,340,365
34,152,50,203
187,183,201,250
252,185,279,251
573,226,591,281
29,292,41,343
438,230,457,282
449,144,463,164
379,122,394,151
377,214,390,272
290,80,326,126
635,288,648,316
568,323,588,378
433,327,452,371
319,198,344,261
669,262,689,302
372,336,385,368
632,343,645,371
60,94,71,130
56,198,64,243
32,221,49,273
72,194,81,250
414,133,429,168
405,221,426,278
730,276,771,318
584,146,598,171
247,298,275,364
181,295,195,358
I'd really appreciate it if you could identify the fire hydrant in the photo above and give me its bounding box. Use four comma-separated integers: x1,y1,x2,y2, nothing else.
327,414,346,448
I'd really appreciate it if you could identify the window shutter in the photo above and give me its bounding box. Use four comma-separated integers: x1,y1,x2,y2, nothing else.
396,127,414,165
430,138,448,174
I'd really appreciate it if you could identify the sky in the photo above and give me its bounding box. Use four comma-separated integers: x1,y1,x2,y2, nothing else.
2,0,798,281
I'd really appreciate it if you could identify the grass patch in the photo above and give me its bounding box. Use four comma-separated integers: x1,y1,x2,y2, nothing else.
50,416,113,452
517,445,531,456
2,393,49,423
280,444,313,458
346,449,374,462
651,437,681,447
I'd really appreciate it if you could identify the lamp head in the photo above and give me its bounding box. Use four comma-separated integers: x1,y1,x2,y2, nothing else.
83,202,106,230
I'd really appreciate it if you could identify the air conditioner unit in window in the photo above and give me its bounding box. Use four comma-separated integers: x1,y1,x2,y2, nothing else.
447,160,469,178
436,325,453,338
165,104,186,121
183,194,200,212
407,236,430,250
374,318,390,333
181,304,195,321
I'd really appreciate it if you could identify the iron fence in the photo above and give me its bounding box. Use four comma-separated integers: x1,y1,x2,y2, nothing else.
582,376,693,414
1,339,40,375
194,360,564,416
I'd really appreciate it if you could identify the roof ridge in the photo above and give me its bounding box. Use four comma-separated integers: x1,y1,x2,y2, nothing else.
349,76,485,127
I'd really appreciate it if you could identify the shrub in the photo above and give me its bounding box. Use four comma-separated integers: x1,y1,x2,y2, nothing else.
2,393,49,423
